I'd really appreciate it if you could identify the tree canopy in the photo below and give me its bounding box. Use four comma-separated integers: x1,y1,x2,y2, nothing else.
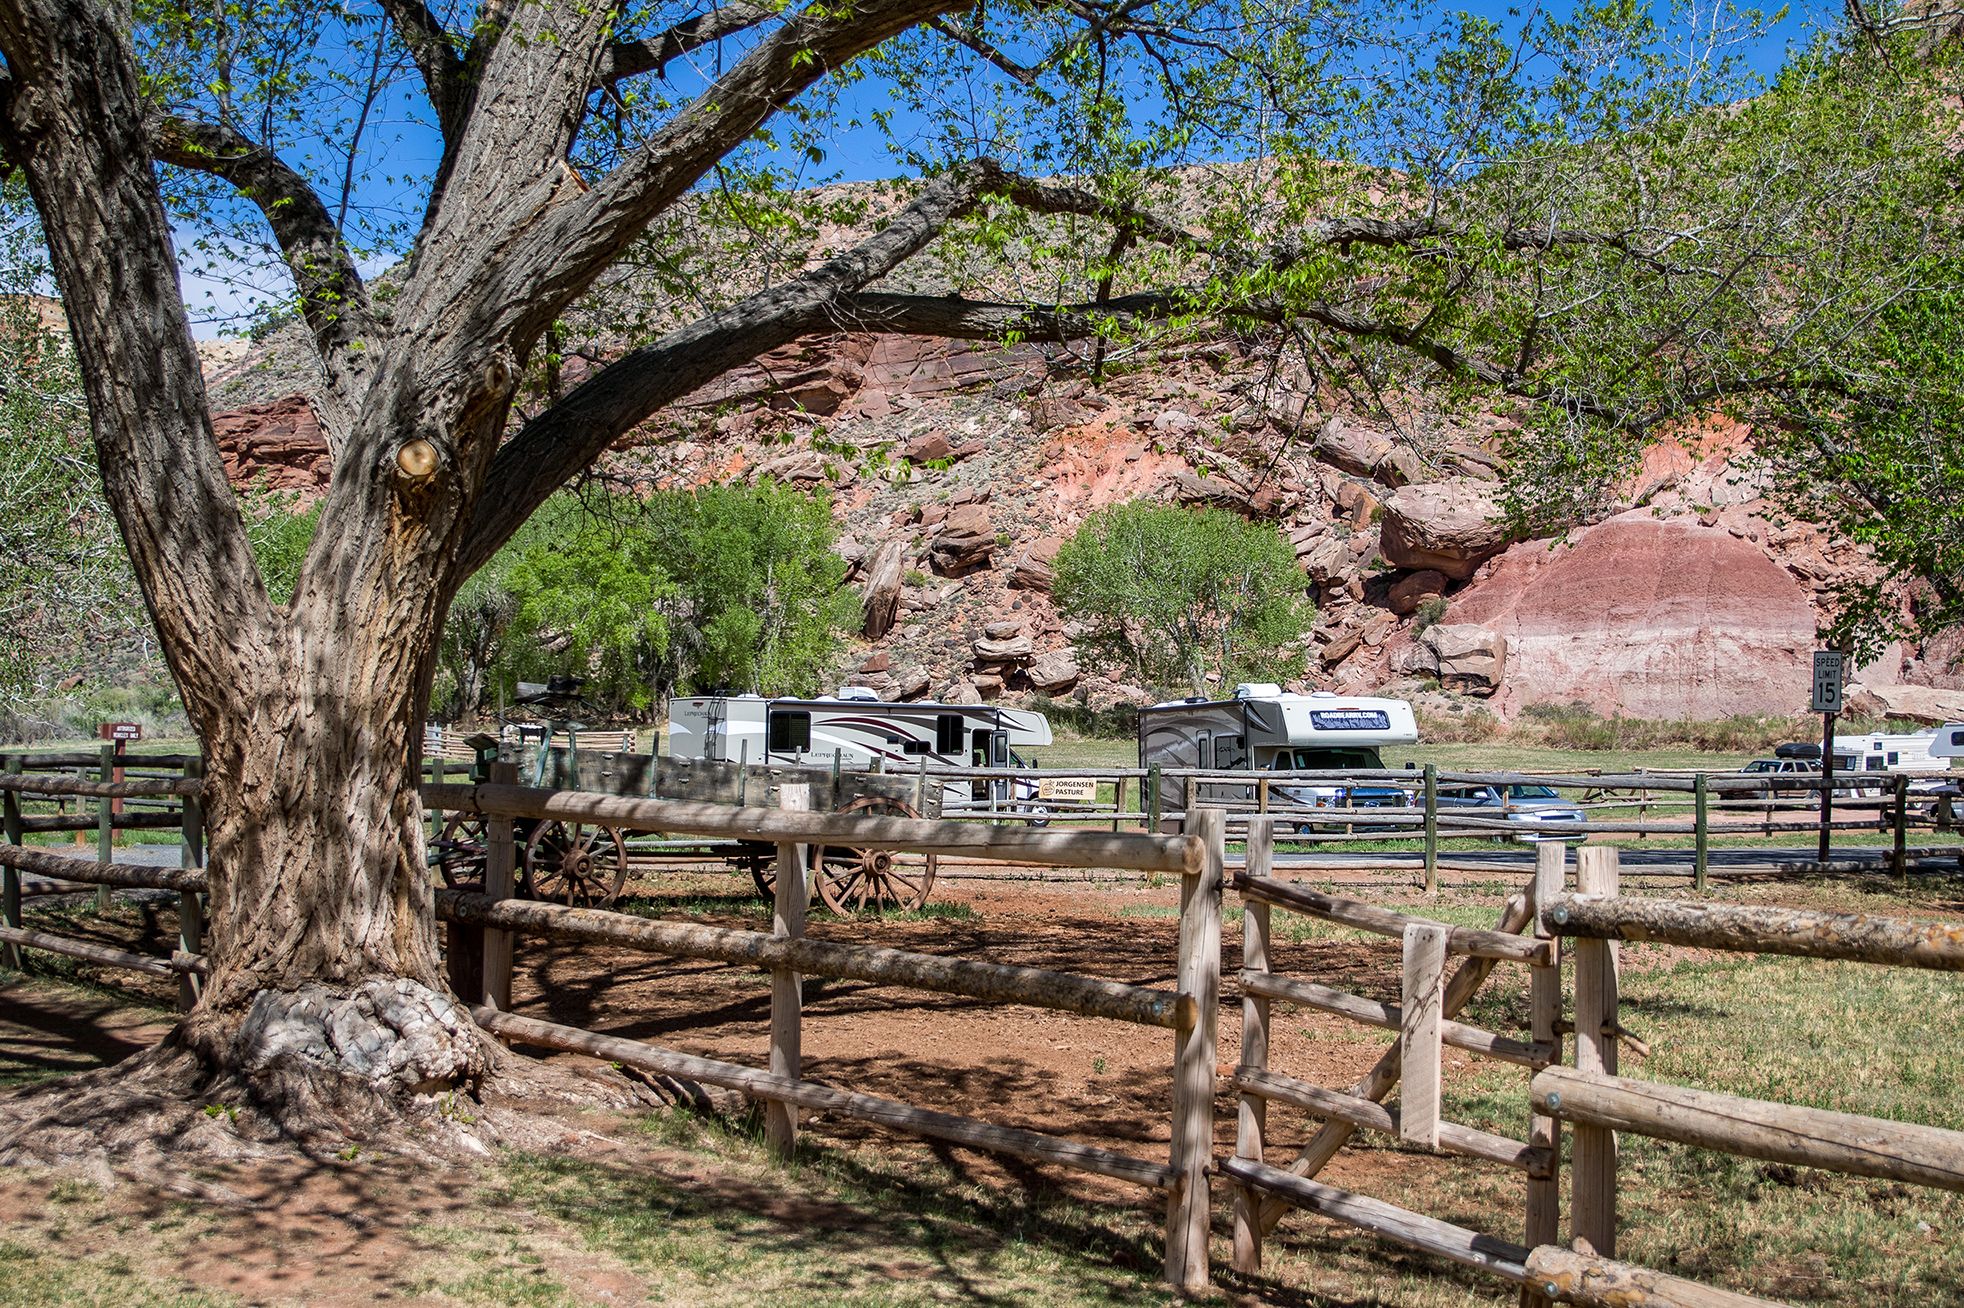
1055,502,1312,695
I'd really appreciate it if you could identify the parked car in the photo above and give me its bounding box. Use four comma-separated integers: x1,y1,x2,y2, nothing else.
1434,782,1587,842
1741,756,1821,798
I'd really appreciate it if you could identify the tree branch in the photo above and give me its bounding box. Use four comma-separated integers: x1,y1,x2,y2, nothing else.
149,113,375,431
0,3,272,702
598,3,780,86
488,0,967,350
926,15,1046,86
378,0,467,140
459,158,1012,571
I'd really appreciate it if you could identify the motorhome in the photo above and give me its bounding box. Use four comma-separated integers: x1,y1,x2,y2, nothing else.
667,688,1054,809
1138,685,1420,820
1832,729,1953,776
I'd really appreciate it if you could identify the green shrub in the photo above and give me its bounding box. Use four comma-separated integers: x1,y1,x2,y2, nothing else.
1412,595,1449,633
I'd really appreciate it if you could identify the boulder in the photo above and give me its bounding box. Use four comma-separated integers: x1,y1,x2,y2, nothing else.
1313,418,1394,479
1319,628,1362,665
859,650,890,673
752,449,830,485
984,619,1024,640
903,432,953,462
1421,623,1506,696
930,503,995,575
1390,642,1439,677
1301,534,1358,586
1387,569,1451,616
973,635,1035,662
1151,408,1200,438
1360,611,1399,647
939,680,983,705
970,670,1005,696
892,666,932,700
1334,480,1379,529
1377,445,1426,488
1844,683,1964,725
1025,651,1082,692
859,539,906,640
1379,478,1517,580
1010,537,1063,591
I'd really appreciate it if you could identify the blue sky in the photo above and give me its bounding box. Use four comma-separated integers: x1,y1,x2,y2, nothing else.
177,0,1841,338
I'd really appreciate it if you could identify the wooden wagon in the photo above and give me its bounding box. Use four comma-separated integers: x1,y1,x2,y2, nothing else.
433,742,942,913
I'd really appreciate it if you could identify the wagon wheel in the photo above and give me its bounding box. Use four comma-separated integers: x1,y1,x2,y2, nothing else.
523,820,629,907
748,852,778,900
747,845,821,903
434,812,490,893
812,796,938,914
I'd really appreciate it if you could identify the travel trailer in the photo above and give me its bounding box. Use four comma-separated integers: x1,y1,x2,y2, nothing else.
667,688,1054,809
1137,684,1420,820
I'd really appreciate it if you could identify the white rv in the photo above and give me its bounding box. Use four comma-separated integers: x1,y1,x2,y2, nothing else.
1831,729,1952,776
667,688,1053,808
1138,685,1420,817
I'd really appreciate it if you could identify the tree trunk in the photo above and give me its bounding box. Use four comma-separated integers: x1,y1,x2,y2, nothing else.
177,646,490,1120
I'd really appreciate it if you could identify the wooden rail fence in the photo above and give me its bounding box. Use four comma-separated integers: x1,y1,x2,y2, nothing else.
1227,815,1569,1299
5,757,1962,1303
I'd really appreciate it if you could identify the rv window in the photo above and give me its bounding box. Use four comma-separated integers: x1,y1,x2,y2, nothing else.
767,711,811,752
901,740,930,756
936,714,964,754
1887,751,1900,766
1214,735,1247,769
1281,747,1386,770
1868,756,1885,771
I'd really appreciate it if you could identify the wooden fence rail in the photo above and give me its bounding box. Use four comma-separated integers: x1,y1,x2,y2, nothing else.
1533,1066,1964,1193
1543,894,1964,970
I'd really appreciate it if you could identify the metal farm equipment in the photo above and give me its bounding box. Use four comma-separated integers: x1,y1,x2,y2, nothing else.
432,685,940,912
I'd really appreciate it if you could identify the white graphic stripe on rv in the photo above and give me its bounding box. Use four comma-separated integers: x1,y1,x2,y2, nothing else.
796,715,946,767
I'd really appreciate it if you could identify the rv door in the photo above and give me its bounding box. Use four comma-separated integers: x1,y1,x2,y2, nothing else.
704,697,726,762
972,728,1010,802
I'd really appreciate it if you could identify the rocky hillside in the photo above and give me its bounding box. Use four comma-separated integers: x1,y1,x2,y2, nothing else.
202,318,1959,724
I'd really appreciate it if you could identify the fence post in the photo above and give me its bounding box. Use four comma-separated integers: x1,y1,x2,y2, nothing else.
482,761,518,1010
3,755,20,970
428,755,447,842
767,783,812,1157
1891,774,1909,884
176,758,205,1010
1523,841,1565,1305
1422,763,1438,894
94,743,114,910
1571,845,1621,1257
1148,763,1163,835
1233,814,1275,1273
1112,776,1127,834
1693,772,1708,892
1399,922,1447,1147
1166,805,1223,1292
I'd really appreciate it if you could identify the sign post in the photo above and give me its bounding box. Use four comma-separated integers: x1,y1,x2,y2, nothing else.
96,721,141,818
1810,652,1844,864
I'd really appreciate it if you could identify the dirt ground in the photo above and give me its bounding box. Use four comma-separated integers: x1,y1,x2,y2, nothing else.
1,865,1518,1304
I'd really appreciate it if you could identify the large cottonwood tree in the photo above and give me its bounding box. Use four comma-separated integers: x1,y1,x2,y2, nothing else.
0,0,1948,1135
